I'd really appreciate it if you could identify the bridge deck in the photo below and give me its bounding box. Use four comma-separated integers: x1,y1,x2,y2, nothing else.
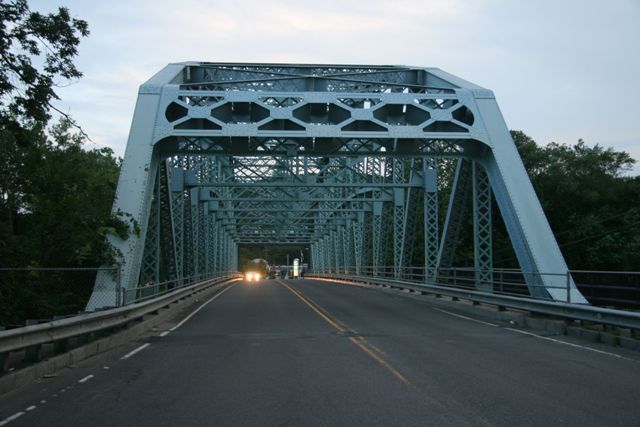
2,279,639,426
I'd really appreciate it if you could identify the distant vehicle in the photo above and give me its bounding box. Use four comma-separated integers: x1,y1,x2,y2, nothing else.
245,271,262,282
245,258,269,283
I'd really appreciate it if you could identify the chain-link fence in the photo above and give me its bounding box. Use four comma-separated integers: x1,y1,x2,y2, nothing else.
0,267,118,329
0,268,238,329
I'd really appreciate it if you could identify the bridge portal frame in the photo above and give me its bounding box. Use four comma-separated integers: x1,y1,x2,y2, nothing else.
87,62,586,309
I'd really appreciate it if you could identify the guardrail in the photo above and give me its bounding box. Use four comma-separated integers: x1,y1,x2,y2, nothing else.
0,274,239,370
312,266,640,309
309,272,640,331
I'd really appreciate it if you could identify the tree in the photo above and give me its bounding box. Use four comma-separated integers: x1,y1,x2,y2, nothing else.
1,0,90,246
0,0,89,131
505,131,640,271
0,3,134,325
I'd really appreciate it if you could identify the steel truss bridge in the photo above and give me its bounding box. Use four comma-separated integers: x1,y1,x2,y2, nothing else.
87,62,588,309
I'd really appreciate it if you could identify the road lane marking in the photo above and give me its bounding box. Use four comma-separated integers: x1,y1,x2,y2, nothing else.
347,337,409,384
278,280,347,332
278,279,410,385
504,327,636,361
166,283,237,334
78,374,94,383
25,406,36,412
121,343,150,360
159,331,170,337
432,307,499,327
0,412,25,426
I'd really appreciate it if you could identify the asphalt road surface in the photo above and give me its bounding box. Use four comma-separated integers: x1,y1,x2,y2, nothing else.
1,278,639,426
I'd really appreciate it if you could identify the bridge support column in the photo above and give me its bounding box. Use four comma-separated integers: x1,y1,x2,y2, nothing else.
139,167,161,286
170,165,185,282
353,212,364,275
473,96,586,303
473,161,493,291
87,90,162,310
436,159,472,284
423,159,439,284
392,159,405,279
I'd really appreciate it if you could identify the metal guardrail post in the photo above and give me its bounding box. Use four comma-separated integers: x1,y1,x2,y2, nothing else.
0,326,6,372
116,267,122,308
566,271,571,304
24,320,42,362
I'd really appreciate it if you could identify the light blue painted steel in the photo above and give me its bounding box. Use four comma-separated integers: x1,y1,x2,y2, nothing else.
88,62,586,308
473,161,493,291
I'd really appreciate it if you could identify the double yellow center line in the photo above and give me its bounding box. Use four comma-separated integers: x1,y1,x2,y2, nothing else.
277,279,409,385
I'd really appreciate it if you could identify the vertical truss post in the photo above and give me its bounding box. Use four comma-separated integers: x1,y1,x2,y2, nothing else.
372,203,383,275
139,168,161,285
436,159,472,283
330,231,338,273
183,187,195,278
333,227,344,272
197,200,206,275
392,159,405,279
209,209,217,274
224,232,231,271
310,242,317,271
170,164,185,282
190,188,200,276
322,236,329,273
400,160,421,279
318,238,324,273
203,207,211,274
342,222,353,274
353,212,365,275
473,161,493,291
158,161,178,283
215,221,223,273
362,208,372,269
423,158,439,283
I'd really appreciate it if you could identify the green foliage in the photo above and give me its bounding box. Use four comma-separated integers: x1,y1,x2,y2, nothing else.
497,131,640,270
0,2,130,325
0,0,89,130
0,119,126,325
410,132,639,272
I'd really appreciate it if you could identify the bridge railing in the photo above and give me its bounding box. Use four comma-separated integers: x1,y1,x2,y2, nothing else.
121,271,238,306
308,269,640,331
311,266,640,309
0,267,239,329
0,272,239,374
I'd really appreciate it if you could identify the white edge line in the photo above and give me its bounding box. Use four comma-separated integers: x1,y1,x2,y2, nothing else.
159,331,169,337
433,307,499,327
504,327,635,361
167,283,237,333
78,374,94,383
121,343,150,360
0,412,25,426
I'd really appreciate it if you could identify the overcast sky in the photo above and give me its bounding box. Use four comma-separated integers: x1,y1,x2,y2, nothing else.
31,0,640,174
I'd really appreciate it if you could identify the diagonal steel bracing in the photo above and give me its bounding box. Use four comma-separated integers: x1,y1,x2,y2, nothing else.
88,62,587,309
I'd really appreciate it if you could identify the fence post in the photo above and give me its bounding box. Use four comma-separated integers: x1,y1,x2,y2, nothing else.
116,267,122,307
566,271,571,304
